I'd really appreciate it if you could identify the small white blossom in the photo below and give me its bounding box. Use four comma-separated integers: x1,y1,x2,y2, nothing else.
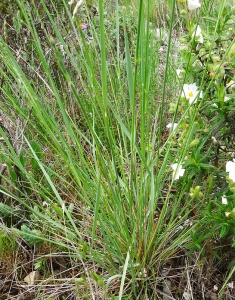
171,163,185,180
193,26,203,43
226,80,235,87
225,212,231,217
166,123,178,131
211,136,217,144
182,83,203,104
176,69,185,78
227,282,234,288
226,159,235,182
188,0,201,10
176,69,182,76
212,103,218,108
222,196,228,205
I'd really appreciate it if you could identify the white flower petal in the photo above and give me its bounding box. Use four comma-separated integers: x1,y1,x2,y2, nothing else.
171,163,185,180
193,26,203,43
212,136,217,143
222,196,228,205
182,83,201,104
166,123,178,131
176,69,182,76
226,160,235,172
188,0,201,10
176,69,185,78
226,160,235,182
229,171,235,182
68,0,75,5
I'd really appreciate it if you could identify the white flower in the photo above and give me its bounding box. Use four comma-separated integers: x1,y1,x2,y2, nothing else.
212,103,218,108
226,159,235,182
182,83,203,104
188,0,201,10
171,163,185,180
193,26,203,43
224,96,230,102
225,212,231,217
176,69,185,78
227,282,234,288
166,123,178,131
222,196,228,205
176,69,182,76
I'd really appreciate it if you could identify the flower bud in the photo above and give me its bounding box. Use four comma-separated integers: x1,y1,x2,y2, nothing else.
189,186,203,198
199,48,206,58
178,45,189,53
228,44,235,59
211,55,221,63
169,102,176,113
205,41,212,50
207,63,214,72
193,59,202,68
48,35,56,46
179,36,187,43
189,138,200,147
180,9,187,16
215,66,225,80
229,15,235,21
226,208,235,217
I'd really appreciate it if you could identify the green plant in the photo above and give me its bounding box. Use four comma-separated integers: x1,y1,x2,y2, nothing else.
172,0,235,251
1,0,235,298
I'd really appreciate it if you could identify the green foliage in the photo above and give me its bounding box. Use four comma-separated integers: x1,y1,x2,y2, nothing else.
174,0,235,249
20,224,43,245
0,231,17,258
0,0,18,15
0,203,14,217
89,271,105,287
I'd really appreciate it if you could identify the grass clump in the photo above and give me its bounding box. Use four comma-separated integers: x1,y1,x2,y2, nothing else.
1,0,235,299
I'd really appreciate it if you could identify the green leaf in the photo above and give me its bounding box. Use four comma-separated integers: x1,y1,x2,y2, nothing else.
52,203,64,218
89,271,104,287
198,163,214,170
20,224,42,245
202,16,218,24
220,224,228,238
